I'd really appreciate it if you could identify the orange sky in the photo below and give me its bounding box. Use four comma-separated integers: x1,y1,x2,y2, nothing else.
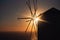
0,7,47,32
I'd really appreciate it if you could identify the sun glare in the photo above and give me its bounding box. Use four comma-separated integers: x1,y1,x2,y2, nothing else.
34,17,39,23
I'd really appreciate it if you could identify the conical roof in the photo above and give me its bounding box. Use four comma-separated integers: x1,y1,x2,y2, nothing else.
41,7,60,23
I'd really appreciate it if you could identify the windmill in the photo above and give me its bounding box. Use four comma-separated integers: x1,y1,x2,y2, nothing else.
17,0,45,40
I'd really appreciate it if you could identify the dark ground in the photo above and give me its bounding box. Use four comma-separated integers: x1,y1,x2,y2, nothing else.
0,32,32,40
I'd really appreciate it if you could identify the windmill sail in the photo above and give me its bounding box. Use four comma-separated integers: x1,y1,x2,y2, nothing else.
26,0,33,16
17,17,32,19
25,20,31,32
33,0,37,16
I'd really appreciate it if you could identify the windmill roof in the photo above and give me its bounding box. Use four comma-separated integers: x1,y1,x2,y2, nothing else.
41,7,60,23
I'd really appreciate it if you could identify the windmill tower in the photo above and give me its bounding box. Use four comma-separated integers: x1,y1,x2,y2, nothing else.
17,0,44,40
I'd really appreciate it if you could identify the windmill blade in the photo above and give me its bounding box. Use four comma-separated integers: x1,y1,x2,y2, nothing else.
33,20,38,40
37,13,42,17
30,21,34,38
34,21,37,33
26,19,32,22
33,20,37,33
33,22,36,32
17,17,32,19
33,0,37,16
25,20,31,33
26,0,33,16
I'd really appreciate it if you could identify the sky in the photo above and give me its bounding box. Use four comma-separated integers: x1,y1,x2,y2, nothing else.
0,0,60,32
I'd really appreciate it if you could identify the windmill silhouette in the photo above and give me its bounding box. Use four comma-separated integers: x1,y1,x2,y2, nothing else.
17,0,44,40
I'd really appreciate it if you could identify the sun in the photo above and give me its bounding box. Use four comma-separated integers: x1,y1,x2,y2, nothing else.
32,15,39,24
34,18,39,22
33,14,47,26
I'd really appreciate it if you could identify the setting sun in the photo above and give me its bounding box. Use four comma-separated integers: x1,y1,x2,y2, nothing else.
34,17,39,23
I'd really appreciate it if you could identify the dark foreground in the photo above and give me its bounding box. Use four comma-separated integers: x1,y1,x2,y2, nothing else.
0,32,32,40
